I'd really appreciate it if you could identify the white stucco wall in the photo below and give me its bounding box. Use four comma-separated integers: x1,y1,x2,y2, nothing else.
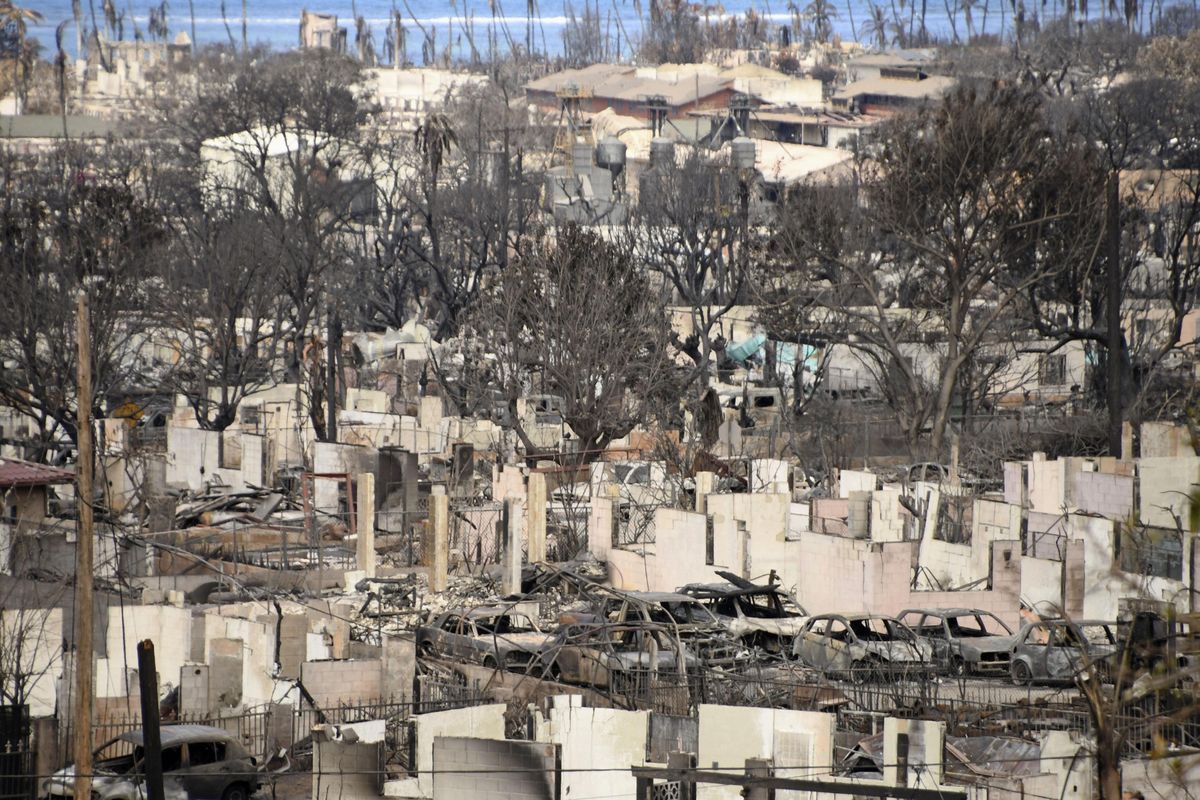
535,696,648,800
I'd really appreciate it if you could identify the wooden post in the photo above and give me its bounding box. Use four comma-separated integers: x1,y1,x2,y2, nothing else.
72,292,94,800
136,641,165,800
1106,172,1123,457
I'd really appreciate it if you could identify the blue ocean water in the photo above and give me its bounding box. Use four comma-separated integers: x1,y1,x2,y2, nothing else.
23,0,1125,60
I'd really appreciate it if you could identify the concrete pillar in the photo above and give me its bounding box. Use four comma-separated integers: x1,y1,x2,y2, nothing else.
694,471,716,514
179,664,210,716
1121,421,1135,461
847,490,871,539
382,636,416,704
356,473,376,578
527,472,548,563
503,499,524,596
208,638,244,709
428,489,449,592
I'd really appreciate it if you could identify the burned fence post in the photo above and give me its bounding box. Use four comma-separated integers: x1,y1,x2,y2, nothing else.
137,639,166,800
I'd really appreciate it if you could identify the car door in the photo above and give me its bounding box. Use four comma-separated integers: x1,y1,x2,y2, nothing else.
923,614,954,665
793,617,829,668
453,619,481,661
577,627,615,687
157,744,187,800
430,615,459,657
1044,624,1086,680
177,740,232,800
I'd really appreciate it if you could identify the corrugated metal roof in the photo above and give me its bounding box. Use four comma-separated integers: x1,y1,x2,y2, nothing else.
0,459,74,488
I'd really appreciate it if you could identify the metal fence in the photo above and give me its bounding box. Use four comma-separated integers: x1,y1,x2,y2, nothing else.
613,669,1200,759
0,705,33,800
91,683,491,767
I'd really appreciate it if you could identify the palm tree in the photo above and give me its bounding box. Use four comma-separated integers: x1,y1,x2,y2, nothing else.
187,0,196,51
958,0,980,38
1,1,44,107
148,0,169,40
862,1,894,45
805,0,839,42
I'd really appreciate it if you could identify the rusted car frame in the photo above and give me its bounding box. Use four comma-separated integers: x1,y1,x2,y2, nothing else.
792,613,934,682
416,605,553,670
898,607,1014,676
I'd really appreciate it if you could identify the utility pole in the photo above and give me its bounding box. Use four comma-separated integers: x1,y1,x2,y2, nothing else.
1105,172,1124,457
326,305,338,444
72,291,94,800
136,641,165,800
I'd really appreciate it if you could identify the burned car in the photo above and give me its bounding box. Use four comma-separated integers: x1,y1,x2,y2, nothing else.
1008,618,1120,685
792,613,934,682
598,590,742,665
43,725,260,800
533,622,696,691
898,608,1014,676
416,606,552,670
679,571,808,653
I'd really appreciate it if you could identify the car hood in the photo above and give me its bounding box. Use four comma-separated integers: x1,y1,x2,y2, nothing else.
43,767,187,800
727,615,808,639
864,640,932,662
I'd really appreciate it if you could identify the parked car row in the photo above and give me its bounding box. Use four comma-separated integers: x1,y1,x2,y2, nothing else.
415,572,1193,690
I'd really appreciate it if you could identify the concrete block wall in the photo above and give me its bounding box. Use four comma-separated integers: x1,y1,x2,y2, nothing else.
810,498,849,535
179,664,209,715
165,423,243,490
433,737,558,800
696,705,834,800
1027,455,1067,515
1021,556,1063,614
99,605,192,701
869,490,906,543
198,610,277,708
313,736,382,800
1138,457,1200,528
846,491,871,538
839,469,878,498
1140,421,1195,458
1072,469,1134,520
208,637,244,709
535,697,647,800
788,531,869,611
588,496,614,561
301,658,384,708
274,613,309,679
414,704,507,797
1027,511,1068,560
1003,461,1024,506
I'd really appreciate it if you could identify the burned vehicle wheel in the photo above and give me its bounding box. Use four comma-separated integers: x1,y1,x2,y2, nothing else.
1010,660,1033,686
482,655,498,670
222,783,252,800
950,656,967,677
419,641,435,657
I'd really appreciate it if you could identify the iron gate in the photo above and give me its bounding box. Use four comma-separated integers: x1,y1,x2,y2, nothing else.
0,704,33,800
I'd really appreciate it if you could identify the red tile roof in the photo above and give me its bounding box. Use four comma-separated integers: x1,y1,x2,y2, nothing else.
0,458,75,488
